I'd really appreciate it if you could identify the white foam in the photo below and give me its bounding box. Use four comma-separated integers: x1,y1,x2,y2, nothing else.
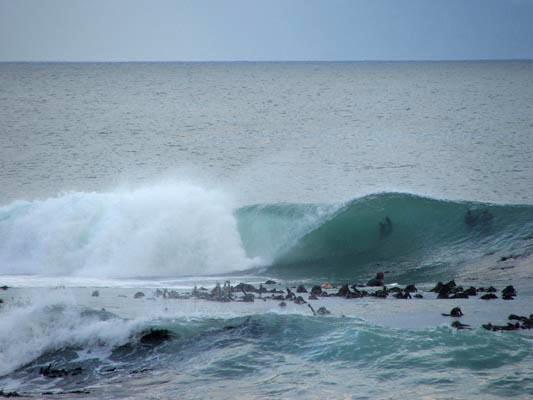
0,290,142,376
0,182,256,278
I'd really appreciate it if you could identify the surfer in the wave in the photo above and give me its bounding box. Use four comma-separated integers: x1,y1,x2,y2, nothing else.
465,208,493,228
379,216,392,238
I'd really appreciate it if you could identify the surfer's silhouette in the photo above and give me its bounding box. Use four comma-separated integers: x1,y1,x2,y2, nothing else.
379,216,392,238
465,208,493,228
464,209,477,227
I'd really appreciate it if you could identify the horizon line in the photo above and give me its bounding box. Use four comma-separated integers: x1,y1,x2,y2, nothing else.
1,58,532,64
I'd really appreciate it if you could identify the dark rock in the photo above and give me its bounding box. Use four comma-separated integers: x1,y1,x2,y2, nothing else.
285,288,296,300
310,285,322,296
317,306,331,315
414,293,424,299
481,293,498,300
431,280,456,293
366,272,385,287
133,292,145,299
508,314,527,322
264,280,276,285
404,284,417,293
450,292,469,299
140,329,174,345
393,291,411,299
482,322,520,331
233,283,258,293
430,282,444,292
242,293,255,302
372,289,388,298
308,293,318,300
0,389,20,397
336,284,351,297
296,285,308,293
91,290,99,297
40,364,83,378
279,301,287,307
272,295,284,301
502,285,516,298
464,287,477,296
294,296,306,305
0,285,9,291
442,307,463,317
451,321,471,330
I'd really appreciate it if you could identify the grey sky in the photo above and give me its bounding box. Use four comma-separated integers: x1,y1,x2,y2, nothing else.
1,0,533,61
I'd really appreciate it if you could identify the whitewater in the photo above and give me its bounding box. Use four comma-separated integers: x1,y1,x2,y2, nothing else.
1,61,533,399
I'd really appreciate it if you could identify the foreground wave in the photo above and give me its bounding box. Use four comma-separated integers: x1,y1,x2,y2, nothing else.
1,184,532,281
1,296,532,398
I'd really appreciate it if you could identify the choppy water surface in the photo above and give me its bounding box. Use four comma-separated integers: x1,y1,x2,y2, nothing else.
0,62,532,399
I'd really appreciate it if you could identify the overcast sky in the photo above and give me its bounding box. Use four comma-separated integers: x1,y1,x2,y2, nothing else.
1,0,533,61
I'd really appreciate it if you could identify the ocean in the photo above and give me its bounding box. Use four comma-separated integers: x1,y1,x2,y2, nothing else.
0,61,532,399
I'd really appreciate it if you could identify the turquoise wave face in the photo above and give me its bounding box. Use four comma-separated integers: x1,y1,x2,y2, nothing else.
237,193,533,281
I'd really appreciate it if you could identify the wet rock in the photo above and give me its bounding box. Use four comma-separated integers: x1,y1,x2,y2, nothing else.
294,296,306,305
451,321,471,330
450,292,469,299
502,285,516,300
264,280,276,285
414,293,424,299
296,285,308,293
393,291,411,299
133,291,145,299
464,287,477,296
242,293,255,302
285,288,296,300
317,306,331,315
0,389,20,397
310,285,323,296
481,293,498,300
482,322,520,332
0,285,9,291
336,284,350,297
140,329,174,345
404,284,417,293
91,290,100,297
442,307,463,317
308,293,318,300
40,364,83,378
233,283,258,293
508,314,533,329
435,280,457,298
279,301,287,307
272,294,285,301
372,289,388,298
478,286,497,293
366,272,385,287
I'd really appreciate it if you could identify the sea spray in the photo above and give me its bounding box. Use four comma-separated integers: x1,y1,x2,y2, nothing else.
0,182,255,277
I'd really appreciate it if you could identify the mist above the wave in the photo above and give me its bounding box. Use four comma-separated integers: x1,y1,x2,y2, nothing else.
0,181,257,278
